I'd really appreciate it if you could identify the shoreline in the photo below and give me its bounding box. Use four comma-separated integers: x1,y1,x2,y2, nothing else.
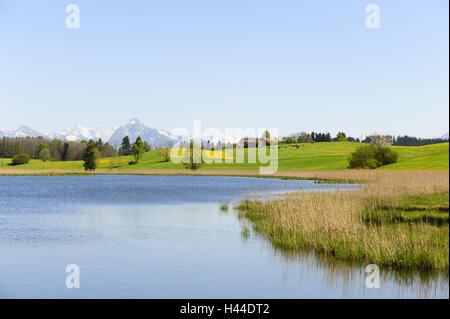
1,167,447,183
237,170,450,272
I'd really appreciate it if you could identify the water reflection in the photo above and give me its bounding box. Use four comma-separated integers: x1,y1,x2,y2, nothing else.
241,222,449,298
0,175,447,298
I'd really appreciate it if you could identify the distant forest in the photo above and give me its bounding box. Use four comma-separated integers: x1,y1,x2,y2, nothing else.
0,137,117,161
362,135,448,147
282,132,448,147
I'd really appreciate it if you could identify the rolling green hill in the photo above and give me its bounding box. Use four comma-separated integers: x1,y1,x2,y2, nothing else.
379,143,449,170
0,142,448,171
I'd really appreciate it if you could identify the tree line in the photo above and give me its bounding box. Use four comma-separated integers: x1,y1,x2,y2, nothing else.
361,135,448,146
282,132,448,146
281,131,360,144
392,135,448,146
0,137,117,161
84,136,149,170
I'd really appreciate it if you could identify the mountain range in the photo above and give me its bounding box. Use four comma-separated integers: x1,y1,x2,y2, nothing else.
0,119,181,149
0,121,448,149
108,119,179,149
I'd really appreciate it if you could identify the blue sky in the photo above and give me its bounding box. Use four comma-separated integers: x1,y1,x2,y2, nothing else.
0,0,448,138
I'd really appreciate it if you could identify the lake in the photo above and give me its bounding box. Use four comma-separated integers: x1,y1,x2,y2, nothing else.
0,175,447,298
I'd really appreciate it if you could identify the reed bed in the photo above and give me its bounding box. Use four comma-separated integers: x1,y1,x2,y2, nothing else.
238,170,449,272
219,202,230,212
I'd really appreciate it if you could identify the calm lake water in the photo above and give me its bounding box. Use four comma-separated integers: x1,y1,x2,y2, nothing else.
0,175,447,298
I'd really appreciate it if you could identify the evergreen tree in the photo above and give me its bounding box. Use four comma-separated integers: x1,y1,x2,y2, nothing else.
120,136,132,155
131,137,145,164
62,143,69,161
83,140,100,171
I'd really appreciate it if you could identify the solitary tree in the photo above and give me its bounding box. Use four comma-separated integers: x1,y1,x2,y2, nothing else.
120,136,132,155
109,156,122,172
39,148,51,162
159,141,173,162
61,142,69,161
83,140,100,171
131,137,145,164
370,134,393,148
183,140,202,170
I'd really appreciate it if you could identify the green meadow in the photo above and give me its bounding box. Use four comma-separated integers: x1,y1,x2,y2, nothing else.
0,142,448,171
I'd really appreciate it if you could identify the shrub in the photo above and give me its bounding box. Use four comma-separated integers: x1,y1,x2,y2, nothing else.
375,146,399,165
349,144,398,169
11,153,30,165
348,145,378,169
184,161,201,170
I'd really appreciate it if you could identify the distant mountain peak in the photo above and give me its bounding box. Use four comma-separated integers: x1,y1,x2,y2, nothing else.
128,118,142,125
108,118,179,148
0,125,42,138
0,120,180,148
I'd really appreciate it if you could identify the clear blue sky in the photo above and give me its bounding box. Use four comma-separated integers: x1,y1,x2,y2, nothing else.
0,0,448,138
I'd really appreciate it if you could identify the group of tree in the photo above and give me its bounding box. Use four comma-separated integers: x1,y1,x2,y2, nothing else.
82,139,125,171
119,136,151,165
1,135,153,169
281,131,360,144
311,132,332,142
361,134,448,147
349,136,398,169
392,135,448,146
85,135,152,170
0,137,117,163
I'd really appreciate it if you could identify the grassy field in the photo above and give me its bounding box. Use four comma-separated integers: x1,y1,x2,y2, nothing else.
380,143,449,170
0,142,448,172
238,170,449,272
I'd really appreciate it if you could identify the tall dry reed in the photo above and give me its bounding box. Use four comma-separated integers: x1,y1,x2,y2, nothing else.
239,170,449,271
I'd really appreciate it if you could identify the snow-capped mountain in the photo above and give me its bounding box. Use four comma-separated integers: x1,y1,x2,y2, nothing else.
0,125,42,138
0,119,181,148
108,118,179,149
43,125,114,142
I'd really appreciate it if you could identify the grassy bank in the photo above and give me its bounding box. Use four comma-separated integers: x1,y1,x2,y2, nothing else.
1,142,448,172
238,170,449,272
